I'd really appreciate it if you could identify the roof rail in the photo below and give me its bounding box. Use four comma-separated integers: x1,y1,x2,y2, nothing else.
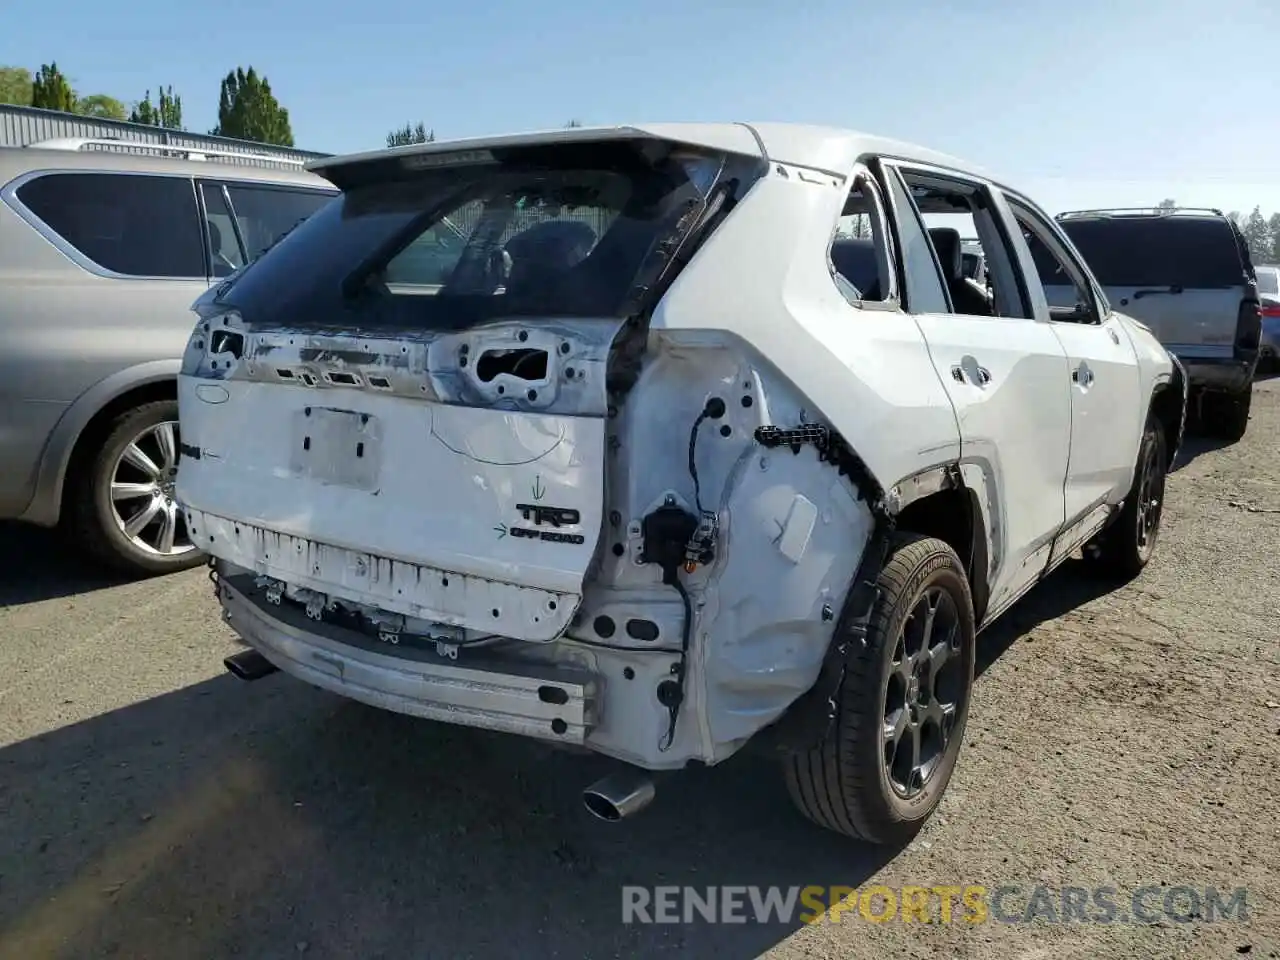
1056,206,1225,220
24,136,307,167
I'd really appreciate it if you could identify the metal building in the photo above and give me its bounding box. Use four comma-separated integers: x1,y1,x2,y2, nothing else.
0,104,331,170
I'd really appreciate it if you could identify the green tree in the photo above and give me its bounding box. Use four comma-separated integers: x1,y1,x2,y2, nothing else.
1242,206,1272,264
30,62,75,112
0,66,33,106
210,67,293,146
1267,213,1280,265
1156,198,1176,211
75,94,127,121
386,121,434,147
130,86,182,128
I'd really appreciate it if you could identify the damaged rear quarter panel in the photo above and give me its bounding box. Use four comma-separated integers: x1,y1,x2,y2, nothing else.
570,335,877,766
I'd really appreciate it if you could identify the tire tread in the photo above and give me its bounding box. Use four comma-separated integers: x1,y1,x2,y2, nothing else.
784,533,973,843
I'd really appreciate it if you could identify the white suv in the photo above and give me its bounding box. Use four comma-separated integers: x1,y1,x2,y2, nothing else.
176,123,1185,843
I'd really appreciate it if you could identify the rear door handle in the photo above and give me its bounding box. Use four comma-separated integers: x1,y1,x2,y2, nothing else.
1072,364,1094,387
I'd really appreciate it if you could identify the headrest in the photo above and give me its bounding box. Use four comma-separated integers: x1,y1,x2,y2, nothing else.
208,219,223,251
830,238,880,292
928,227,963,281
505,220,596,269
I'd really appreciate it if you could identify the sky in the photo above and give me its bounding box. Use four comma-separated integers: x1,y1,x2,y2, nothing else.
3,0,1278,217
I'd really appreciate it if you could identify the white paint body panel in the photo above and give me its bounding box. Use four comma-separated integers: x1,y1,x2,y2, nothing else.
909,312,1071,613
1052,315,1145,518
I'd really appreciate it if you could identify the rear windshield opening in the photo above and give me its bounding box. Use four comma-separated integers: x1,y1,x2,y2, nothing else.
1057,216,1247,289
1256,267,1279,297
215,140,737,331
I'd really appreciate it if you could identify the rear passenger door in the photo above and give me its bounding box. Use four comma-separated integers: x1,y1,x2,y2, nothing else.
877,161,1072,617
1003,197,1143,545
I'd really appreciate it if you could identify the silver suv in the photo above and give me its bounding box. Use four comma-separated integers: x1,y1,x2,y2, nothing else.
1047,207,1261,441
0,140,338,575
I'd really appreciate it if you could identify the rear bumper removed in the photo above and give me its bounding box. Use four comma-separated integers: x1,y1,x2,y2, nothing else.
217,570,597,744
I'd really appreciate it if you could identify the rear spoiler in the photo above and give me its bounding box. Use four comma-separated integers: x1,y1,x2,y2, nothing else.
306,124,765,191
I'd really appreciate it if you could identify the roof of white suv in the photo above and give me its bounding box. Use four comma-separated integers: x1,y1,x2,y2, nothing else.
308,122,996,185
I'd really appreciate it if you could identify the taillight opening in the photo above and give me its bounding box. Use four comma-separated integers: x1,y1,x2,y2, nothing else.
1235,299,1262,352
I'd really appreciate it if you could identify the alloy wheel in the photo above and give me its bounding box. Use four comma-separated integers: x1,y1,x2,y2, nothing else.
883,586,966,798
107,420,195,557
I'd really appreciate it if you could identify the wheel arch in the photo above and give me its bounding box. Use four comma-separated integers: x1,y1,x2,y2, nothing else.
18,361,179,527
1149,358,1188,471
762,459,991,755
889,464,992,626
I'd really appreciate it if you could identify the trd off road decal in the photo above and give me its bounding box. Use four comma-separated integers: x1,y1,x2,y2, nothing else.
494,476,586,545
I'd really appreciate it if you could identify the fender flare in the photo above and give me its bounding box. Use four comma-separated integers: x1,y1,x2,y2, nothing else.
1157,355,1189,466
19,359,180,527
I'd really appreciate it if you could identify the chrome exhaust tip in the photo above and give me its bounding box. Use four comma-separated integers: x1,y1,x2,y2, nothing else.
583,770,656,822
224,648,279,681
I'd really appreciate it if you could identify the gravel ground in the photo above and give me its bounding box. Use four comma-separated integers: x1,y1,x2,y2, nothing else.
1,379,1277,960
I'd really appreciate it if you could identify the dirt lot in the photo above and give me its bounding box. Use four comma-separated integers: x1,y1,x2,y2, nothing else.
1,380,1277,960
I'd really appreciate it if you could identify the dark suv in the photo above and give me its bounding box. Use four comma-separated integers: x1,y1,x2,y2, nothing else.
1044,207,1261,441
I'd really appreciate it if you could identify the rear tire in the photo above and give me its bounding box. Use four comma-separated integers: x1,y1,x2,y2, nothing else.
1200,386,1251,443
1084,415,1167,581
782,533,975,845
64,400,204,577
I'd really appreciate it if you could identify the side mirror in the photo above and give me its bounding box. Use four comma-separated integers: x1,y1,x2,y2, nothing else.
1049,301,1098,324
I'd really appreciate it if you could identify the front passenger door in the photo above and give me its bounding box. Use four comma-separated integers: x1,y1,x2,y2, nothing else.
1003,195,1143,545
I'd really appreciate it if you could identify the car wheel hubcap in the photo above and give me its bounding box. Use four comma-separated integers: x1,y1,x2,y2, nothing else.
108,420,194,557
883,586,965,799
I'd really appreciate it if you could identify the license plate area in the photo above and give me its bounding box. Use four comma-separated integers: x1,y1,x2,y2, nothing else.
288,407,382,491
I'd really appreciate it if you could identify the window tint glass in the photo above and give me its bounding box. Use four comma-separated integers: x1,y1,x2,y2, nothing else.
224,184,335,262
214,142,738,331
830,177,892,304
384,209,475,287
1009,201,1099,322
201,184,244,277
17,172,205,278
1057,216,1245,288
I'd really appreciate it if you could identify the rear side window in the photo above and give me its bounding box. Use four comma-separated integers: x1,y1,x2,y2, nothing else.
215,140,748,331
1057,216,1246,289
223,183,335,261
201,183,245,277
16,172,205,278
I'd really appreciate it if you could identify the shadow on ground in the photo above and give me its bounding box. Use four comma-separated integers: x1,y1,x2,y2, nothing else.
975,557,1115,676
0,672,900,959
0,523,136,608
1170,431,1235,473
